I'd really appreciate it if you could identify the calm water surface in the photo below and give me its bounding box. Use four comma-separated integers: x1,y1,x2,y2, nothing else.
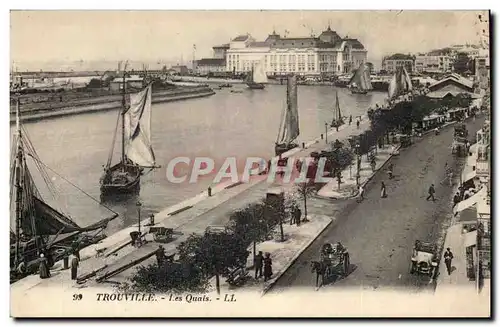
13,84,387,233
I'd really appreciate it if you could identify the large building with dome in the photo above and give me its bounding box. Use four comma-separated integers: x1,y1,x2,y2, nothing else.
224,26,368,76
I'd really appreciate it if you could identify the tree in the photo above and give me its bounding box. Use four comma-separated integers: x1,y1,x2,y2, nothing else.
177,231,249,295
296,182,315,222
228,203,269,264
123,261,210,294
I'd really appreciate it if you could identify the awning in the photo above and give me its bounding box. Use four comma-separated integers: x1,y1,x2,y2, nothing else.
453,186,487,215
464,230,477,247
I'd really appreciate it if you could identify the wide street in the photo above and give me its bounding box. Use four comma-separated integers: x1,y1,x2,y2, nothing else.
269,116,485,294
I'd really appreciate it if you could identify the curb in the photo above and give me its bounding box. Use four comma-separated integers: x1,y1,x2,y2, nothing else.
314,144,402,201
261,217,334,295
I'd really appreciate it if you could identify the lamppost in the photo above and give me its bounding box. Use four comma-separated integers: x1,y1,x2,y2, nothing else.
355,142,361,187
136,201,142,235
325,122,328,144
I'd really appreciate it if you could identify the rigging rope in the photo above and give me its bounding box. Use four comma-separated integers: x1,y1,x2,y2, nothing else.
25,153,119,217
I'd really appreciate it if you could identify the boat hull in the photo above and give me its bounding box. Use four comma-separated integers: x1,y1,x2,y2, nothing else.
247,83,265,89
100,162,142,196
350,88,368,94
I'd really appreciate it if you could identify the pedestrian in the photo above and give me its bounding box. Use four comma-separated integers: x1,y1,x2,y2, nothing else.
263,252,273,282
444,247,454,275
356,120,360,129
291,207,301,225
254,251,263,279
149,213,155,226
70,252,79,280
207,186,212,197
155,245,166,266
453,192,461,207
349,115,352,125
38,253,50,279
426,184,436,201
380,182,387,198
357,185,364,202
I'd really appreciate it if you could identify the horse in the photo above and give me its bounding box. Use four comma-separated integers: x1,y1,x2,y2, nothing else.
311,260,327,290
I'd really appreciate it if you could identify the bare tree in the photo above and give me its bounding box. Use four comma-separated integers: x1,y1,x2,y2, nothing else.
296,182,315,222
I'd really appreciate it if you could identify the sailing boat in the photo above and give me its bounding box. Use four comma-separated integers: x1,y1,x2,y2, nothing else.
10,99,118,282
100,73,158,197
387,66,413,102
275,75,300,156
330,91,344,128
246,59,268,89
348,63,373,94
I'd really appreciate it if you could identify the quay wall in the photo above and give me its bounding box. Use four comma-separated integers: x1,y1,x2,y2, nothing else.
10,87,215,124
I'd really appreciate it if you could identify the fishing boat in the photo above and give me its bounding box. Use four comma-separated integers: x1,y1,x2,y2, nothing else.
10,99,118,282
100,72,158,197
330,91,344,128
246,59,267,89
348,63,373,94
275,75,300,156
387,66,413,103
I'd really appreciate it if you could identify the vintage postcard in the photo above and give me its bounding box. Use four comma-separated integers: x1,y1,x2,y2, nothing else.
9,10,491,318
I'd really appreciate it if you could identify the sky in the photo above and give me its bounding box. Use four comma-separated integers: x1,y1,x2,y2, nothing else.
10,10,488,71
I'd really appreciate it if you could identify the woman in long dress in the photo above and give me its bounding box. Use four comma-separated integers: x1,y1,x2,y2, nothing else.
381,181,387,198
39,253,50,279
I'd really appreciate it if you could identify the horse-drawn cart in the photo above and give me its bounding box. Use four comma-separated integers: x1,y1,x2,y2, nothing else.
311,242,350,289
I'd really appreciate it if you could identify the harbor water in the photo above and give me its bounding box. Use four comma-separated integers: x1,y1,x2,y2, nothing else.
12,84,387,233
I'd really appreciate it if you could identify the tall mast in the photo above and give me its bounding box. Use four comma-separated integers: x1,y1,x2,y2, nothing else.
121,70,126,165
14,97,22,268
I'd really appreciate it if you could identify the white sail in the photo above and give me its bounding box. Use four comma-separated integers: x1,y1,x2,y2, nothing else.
349,64,372,91
253,60,268,84
280,75,299,144
363,66,373,90
124,84,156,167
403,67,413,92
387,69,400,100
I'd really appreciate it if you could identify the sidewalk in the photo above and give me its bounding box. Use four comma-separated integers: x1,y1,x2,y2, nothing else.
206,214,333,295
434,224,476,295
317,144,399,199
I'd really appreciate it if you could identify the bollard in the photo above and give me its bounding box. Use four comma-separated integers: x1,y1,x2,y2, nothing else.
321,134,324,140
302,142,305,148
208,186,212,197
63,256,69,270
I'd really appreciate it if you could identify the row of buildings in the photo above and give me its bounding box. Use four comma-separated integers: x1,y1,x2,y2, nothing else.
382,43,488,75
195,26,368,77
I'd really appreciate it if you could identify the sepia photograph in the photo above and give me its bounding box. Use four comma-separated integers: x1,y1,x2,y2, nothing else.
8,9,491,318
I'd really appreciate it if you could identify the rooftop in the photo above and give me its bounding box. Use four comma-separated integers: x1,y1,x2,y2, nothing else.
213,43,230,49
384,53,416,61
196,58,226,66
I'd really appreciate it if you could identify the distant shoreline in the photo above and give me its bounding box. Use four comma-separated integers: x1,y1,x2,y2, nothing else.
10,86,215,124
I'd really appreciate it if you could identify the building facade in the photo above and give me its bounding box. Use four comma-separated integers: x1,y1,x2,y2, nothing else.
382,54,415,73
225,27,368,76
415,55,453,73
195,58,227,75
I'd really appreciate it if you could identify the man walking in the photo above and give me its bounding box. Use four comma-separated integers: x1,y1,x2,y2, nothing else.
254,251,263,279
444,248,454,275
357,185,364,203
426,184,436,201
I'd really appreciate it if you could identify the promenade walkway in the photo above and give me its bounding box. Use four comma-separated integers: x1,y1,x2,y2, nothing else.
11,115,372,297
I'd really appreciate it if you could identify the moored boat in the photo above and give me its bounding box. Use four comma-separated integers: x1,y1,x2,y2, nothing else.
348,63,373,94
100,65,159,199
275,74,300,156
10,99,118,283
